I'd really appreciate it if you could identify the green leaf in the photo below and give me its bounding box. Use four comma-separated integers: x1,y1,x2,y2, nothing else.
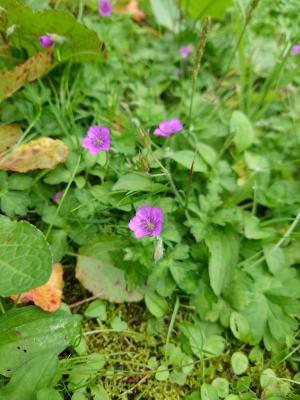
180,324,204,358
182,0,232,19
112,173,165,192
149,0,179,31
169,261,200,294
196,142,217,167
170,150,208,173
145,291,169,318
230,312,250,342
155,364,170,381
206,227,240,296
1,191,31,217
260,369,277,388
231,352,249,375
231,111,255,153
37,388,63,400
0,215,52,296
1,0,104,63
212,378,229,398
84,300,107,320
0,306,81,376
91,385,110,400
110,316,128,331
263,245,287,274
76,255,143,303
201,383,219,400
1,353,58,400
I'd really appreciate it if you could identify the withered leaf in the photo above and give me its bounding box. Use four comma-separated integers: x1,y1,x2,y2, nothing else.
0,124,22,153
11,263,63,312
0,49,53,102
0,137,69,172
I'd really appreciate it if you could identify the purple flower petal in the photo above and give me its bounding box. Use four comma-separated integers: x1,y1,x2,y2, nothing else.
81,125,111,155
51,191,62,203
153,119,183,137
39,35,53,48
98,0,112,16
179,46,191,59
291,44,300,56
128,206,163,239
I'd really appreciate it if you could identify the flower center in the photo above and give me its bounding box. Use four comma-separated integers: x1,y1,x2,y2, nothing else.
94,138,103,146
146,222,154,231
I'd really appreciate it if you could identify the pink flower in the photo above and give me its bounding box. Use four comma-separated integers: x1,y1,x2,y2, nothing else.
291,44,300,56
81,125,111,155
98,0,112,16
154,119,183,137
52,191,62,203
179,46,191,60
39,35,54,48
128,206,163,239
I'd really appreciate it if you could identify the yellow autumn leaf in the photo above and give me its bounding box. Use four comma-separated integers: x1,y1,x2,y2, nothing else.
0,124,22,153
11,264,63,312
0,137,69,172
0,48,53,102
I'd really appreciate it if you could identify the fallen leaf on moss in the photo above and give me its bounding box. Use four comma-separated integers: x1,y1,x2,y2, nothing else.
0,49,53,101
0,124,22,153
11,264,63,312
0,137,69,172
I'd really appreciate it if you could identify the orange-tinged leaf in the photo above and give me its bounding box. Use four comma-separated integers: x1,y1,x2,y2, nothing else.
0,48,53,102
0,137,69,172
0,124,22,153
124,0,145,22
11,263,63,312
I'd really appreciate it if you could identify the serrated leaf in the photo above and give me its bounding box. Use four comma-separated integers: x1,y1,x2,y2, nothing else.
0,216,52,296
0,306,80,376
11,263,63,312
182,0,232,19
206,227,240,296
230,111,255,153
0,124,22,153
1,0,104,62
0,49,53,101
1,353,59,400
0,137,68,172
76,255,142,303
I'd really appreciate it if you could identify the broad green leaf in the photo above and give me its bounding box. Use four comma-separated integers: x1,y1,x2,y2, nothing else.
169,261,200,294
0,216,52,296
204,335,225,358
155,364,170,381
212,378,229,398
76,255,143,303
37,388,63,400
90,385,110,400
182,0,232,19
170,150,208,173
145,291,168,318
1,353,58,400
0,306,81,376
0,0,104,62
180,324,204,358
84,299,107,320
196,142,217,167
206,227,240,296
201,383,219,400
230,312,250,342
0,49,53,102
112,173,165,192
231,351,249,375
260,369,277,388
230,111,255,153
263,245,287,274
149,0,179,31
0,124,22,153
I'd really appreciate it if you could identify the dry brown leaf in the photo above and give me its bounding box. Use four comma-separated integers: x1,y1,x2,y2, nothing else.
0,124,22,153
11,263,63,312
0,48,53,101
0,137,69,172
